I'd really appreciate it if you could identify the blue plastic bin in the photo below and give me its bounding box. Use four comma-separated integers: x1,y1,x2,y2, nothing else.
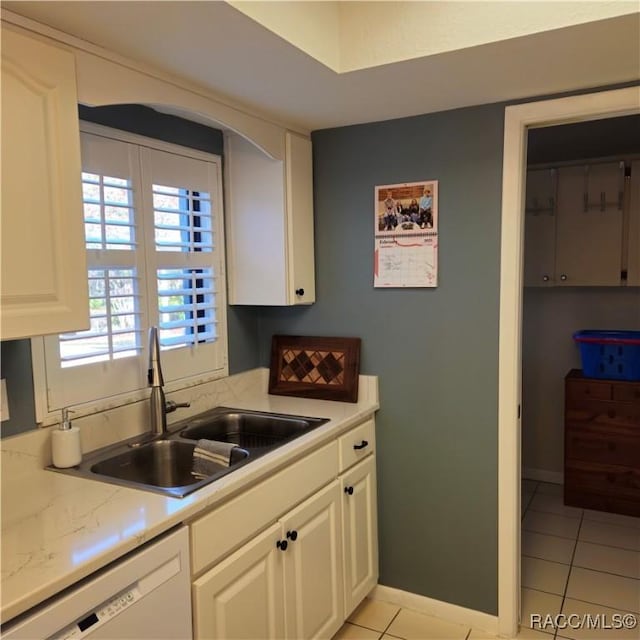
573,330,640,381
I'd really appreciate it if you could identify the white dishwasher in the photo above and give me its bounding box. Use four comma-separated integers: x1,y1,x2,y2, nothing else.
2,526,192,640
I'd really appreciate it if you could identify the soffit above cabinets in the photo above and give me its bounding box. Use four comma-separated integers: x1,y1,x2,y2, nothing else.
3,1,639,130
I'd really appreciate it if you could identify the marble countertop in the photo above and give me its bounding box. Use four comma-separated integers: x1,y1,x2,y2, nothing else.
1,368,378,625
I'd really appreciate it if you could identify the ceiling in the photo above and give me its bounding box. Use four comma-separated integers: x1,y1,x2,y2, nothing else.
4,1,640,131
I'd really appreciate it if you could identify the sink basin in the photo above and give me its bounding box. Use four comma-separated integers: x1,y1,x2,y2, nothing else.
179,408,329,449
91,440,248,489
49,408,327,498
52,437,250,498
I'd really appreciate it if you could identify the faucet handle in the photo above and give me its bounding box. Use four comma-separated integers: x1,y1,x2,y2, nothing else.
165,400,190,414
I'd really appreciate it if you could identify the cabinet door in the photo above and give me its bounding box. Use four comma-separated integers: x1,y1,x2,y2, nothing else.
281,480,344,640
225,132,288,305
0,26,88,339
192,523,285,640
285,131,315,304
342,456,379,617
225,130,316,306
627,160,640,286
523,169,556,286
555,163,625,286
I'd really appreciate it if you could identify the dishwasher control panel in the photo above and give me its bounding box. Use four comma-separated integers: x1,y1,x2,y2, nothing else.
50,586,141,640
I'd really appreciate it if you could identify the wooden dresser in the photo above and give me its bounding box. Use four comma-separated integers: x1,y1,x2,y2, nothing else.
564,369,640,517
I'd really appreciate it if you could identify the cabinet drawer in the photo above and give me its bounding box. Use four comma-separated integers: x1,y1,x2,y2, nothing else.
190,440,338,575
339,420,375,472
565,424,640,467
566,379,612,404
613,383,640,403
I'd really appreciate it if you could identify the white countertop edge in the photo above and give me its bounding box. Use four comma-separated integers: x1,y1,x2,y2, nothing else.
1,371,378,624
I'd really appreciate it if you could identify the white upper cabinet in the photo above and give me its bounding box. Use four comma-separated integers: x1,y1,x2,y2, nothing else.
225,130,315,306
555,162,625,286
1,25,88,339
524,160,630,287
285,131,315,304
523,168,557,287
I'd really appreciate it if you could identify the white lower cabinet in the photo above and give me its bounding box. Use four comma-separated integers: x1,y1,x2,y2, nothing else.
193,482,343,640
282,481,344,640
341,456,378,618
190,419,378,640
192,523,285,640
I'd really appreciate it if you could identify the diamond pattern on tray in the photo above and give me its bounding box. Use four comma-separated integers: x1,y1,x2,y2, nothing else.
280,349,345,385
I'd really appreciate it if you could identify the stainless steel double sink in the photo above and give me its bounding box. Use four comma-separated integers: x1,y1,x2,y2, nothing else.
51,407,329,498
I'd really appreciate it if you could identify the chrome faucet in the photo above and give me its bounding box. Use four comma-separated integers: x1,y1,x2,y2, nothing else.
148,327,190,437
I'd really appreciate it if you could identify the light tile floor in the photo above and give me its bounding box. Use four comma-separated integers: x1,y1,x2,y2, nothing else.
520,481,639,639
334,481,639,640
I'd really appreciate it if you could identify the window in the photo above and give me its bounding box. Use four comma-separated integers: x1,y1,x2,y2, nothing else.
34,123,227,419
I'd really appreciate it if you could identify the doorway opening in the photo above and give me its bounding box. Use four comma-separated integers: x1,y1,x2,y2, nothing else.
497,86,640,638
520,115,640,633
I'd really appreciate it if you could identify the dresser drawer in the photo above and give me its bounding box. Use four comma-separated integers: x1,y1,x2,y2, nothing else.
565,459,640,499
339,419,375,472
564,487,640,517
566,404,640,429
190,440,338,575
613,383,640,403
565,424,640,467
566,378,612,404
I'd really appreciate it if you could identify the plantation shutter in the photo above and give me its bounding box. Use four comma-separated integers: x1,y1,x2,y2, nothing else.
140,146,226,382
40,125,227,414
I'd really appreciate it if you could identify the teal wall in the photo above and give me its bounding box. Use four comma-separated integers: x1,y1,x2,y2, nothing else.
256,103,505,613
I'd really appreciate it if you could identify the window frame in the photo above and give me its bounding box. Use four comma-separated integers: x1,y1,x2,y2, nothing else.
31,121,228,426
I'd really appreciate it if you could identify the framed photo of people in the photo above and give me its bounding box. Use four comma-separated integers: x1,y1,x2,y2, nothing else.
374,180,439,288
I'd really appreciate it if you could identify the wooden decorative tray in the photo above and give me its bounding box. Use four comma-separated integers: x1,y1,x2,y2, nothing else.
268,335,361,403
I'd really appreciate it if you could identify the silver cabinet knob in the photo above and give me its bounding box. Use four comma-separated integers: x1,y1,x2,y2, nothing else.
560,274,568,281
542,275,550,282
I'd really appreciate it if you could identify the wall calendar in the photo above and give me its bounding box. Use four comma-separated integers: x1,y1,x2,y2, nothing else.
374,180,439,288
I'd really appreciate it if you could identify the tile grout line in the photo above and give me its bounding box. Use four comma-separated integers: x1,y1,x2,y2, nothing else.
380,608,402,637
573,537,640,554
525,526,640,547
522,482,562,640
522,479,540,521
570,561,640,582
556,510,584,640
522,528,580,542
581,520,640,531
526,507,582,521
348,620,397,638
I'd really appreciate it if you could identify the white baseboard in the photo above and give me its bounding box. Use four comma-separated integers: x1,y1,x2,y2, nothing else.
370,584,499,636
522,467,563,485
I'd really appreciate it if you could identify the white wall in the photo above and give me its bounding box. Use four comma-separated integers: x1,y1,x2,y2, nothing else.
522,287,640,476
